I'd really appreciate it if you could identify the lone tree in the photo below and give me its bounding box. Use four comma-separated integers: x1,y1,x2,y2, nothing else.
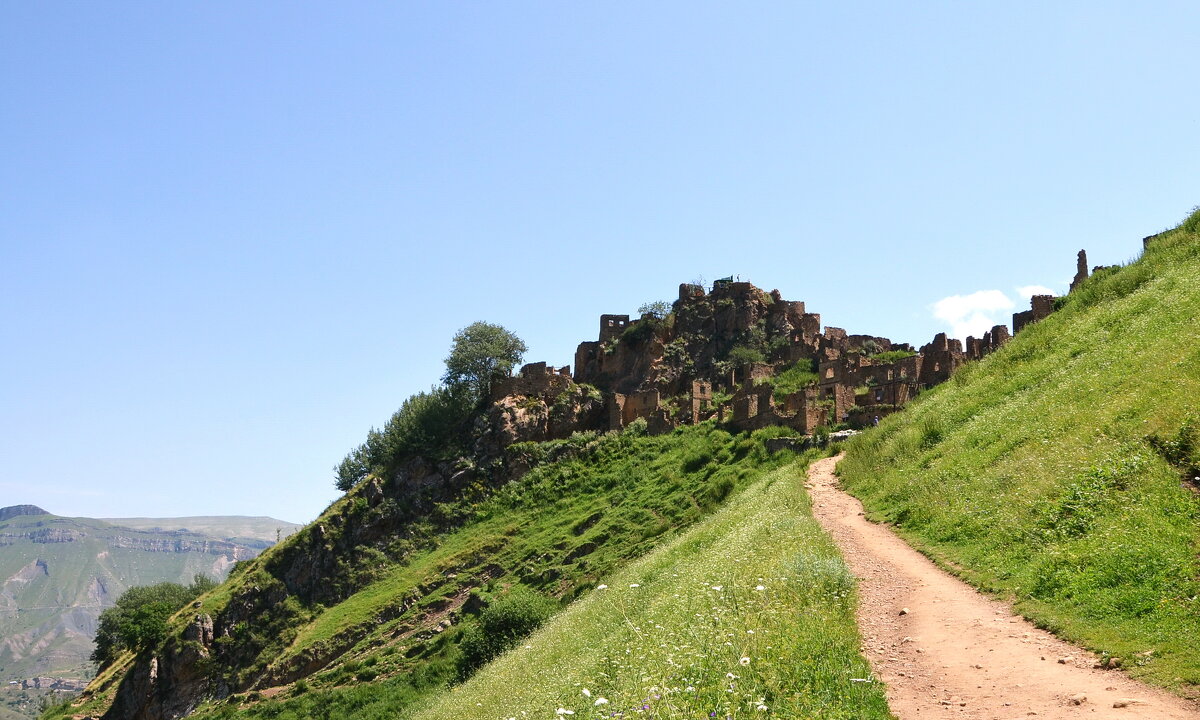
333,321,527,491
442,321,527,403
92,575,217,668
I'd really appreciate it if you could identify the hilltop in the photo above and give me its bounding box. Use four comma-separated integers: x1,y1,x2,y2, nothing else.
47,208,1200,719
0,508,296,720
60,275,945,720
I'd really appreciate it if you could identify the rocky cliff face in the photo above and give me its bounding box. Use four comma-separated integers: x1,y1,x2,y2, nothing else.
574,282,824,398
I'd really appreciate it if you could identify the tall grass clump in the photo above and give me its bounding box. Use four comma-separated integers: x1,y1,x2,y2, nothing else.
839,213,1200,693
412,457,890,720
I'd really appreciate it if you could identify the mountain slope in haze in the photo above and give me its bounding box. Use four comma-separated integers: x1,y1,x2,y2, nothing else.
98,517,301,548
839,209,1200,696
0,506,291,718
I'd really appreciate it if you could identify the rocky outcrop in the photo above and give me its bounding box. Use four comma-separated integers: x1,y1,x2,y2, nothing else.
106,614,217,720
109,534,256,558
478,366,607,452
0,505,50,522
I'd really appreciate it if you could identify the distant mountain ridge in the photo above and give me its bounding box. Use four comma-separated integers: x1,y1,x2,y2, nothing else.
99,516,300,546
0,506,296,720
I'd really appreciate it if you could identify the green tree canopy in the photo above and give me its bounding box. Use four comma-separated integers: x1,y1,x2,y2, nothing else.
334,384,474,490
91,575,216,668
442,321,527,402
637,300,671,319
333,322,525,491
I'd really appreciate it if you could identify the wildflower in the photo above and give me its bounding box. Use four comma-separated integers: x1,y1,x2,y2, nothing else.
756,704,768,711
710,585,723,591
597,584,608,590
739,657,751,666
555,709,574,716
755,585,766,591
629,583,640,588
582,689,591,698
594,698,609,706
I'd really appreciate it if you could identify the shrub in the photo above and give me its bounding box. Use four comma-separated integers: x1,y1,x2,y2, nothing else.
681,447,714,473
637,300,671,319
1180,206,1200,235
872,349,917,363
456,586,556,677
621,318,659,345
1147,417,1200,483
91,575,216,667
335,385,475,490
727,345,765,366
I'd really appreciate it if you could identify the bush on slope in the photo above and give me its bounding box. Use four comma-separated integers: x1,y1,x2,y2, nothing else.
839,211,1200,693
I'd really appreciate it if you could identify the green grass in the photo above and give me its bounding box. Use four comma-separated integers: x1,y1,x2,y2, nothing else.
411,456,890,720
768,361,820,404
80,424,812,720
870,349,916,364
838,213,1200,695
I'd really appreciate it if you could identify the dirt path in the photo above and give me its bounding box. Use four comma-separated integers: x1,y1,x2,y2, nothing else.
806,455,1200,719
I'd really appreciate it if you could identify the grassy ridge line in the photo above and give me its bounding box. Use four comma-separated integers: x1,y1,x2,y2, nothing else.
838,214,1200,693
411,455,891,720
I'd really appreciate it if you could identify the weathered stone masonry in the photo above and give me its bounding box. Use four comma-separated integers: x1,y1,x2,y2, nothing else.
487,248,1097,448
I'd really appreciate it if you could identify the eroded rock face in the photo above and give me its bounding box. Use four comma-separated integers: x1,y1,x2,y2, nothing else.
483,386,606,449
107,617,217,720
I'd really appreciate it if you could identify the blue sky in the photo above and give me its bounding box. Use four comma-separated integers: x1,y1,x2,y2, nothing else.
2,2,1197,524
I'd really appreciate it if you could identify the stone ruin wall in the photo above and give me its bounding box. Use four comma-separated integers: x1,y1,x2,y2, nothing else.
492,245,1108,445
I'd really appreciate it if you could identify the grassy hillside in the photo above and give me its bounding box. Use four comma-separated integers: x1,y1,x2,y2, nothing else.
839,210,1200,694
57,423,881,720
411,458,890,720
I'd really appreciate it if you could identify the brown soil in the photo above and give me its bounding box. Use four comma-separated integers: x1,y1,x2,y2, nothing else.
806,455,1200,719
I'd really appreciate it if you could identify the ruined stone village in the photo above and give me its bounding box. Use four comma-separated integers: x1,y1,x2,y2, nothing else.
482,249,1108,451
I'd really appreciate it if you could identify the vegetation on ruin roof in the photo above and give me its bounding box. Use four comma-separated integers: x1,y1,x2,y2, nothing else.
870,348,917,363
838,209,1200,694
765,360,820,404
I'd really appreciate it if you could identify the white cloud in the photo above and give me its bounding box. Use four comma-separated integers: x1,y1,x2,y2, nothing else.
931,290,1014,340
1016,284,1056,299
